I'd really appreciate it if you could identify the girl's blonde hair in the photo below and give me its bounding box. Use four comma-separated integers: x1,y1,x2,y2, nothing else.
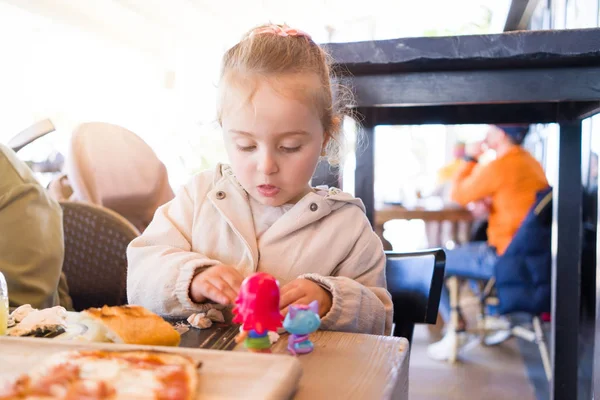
217,23,352,165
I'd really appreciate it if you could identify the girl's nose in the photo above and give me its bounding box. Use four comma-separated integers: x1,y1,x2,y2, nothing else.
257,151,279,175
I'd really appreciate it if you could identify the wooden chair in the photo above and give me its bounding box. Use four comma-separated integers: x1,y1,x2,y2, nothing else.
60,201,140,311
386,249,446,342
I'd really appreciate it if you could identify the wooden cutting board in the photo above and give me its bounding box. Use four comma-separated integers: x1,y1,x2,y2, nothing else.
0,336,302,400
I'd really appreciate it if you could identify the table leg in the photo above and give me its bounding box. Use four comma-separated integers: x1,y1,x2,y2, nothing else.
451,222,459,246
447,276,460,363
425,221,441,248
551,121,582,399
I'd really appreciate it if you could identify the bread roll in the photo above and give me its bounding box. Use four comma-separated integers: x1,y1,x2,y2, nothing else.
81,305,180,347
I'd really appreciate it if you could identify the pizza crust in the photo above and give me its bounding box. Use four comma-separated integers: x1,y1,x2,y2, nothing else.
81,306,181,347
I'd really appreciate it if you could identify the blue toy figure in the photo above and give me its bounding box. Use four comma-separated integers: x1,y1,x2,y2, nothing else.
283,300,321,355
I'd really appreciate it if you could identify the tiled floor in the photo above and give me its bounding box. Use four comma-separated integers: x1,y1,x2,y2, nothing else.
409,324,538,400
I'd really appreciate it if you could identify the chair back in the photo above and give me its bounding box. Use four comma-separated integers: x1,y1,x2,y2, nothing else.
495,187,552,315
60,201,140,311
60,122,174,232
386,249,446,341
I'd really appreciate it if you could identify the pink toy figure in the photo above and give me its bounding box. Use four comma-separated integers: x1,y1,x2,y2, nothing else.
233,272,283,353
283,300,321,355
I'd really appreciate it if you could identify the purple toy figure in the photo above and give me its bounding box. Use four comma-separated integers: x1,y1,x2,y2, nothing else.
283,300,321,355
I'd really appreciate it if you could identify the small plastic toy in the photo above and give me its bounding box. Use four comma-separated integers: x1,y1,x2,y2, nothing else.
233,272,283,353
283,300,321,355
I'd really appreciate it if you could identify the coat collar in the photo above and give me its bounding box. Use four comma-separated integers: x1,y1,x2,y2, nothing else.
206,164,365,264
260,192,334,243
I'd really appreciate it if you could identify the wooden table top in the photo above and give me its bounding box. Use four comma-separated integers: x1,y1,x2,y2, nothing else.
171,311,409,399
176,319,410,399
9,311,410,399
236,331,410,400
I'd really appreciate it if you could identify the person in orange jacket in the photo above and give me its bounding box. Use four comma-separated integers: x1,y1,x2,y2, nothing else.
427,124,549,361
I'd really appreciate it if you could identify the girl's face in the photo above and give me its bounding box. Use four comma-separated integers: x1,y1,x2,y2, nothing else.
221,73,326,206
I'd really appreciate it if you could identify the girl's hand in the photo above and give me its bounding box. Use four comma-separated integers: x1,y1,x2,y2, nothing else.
190,264,244,305
280,278,332,318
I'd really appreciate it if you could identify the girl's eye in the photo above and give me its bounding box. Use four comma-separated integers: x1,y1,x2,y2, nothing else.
280,146,301,153
237,145,256,152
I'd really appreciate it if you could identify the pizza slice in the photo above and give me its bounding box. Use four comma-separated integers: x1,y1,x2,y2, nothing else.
0,350,199,400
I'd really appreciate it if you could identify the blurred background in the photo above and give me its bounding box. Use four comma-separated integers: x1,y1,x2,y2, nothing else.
5,0,599,251
0,0,518,189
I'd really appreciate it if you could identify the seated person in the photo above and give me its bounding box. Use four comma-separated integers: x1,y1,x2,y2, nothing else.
427,124,549,361
0,144,72,309
437,142,466,186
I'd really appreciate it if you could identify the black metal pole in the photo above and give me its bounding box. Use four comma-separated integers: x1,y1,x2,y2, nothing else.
551,121,583,400
354,108,376,225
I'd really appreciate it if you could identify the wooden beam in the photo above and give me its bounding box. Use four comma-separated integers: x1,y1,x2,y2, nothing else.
575,102,600,121
355,102,600,126
325,28,600,75
347,67,600,107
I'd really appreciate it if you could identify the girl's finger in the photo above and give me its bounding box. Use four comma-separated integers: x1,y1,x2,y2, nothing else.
279,287,304,309
222,270,243,293
202,281,230,305
281,296,312,318
280,280,299,296
208,277,238,305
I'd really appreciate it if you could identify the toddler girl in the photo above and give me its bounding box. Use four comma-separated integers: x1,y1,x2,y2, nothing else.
127,23,392,335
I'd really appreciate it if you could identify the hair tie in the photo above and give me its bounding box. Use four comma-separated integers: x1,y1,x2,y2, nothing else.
250,24,311,40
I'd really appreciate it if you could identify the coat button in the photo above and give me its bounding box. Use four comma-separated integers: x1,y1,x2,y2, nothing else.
216,191,226,200
309,203,318,212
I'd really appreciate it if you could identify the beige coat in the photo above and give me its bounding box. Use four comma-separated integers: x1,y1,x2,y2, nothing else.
127,164,392,335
